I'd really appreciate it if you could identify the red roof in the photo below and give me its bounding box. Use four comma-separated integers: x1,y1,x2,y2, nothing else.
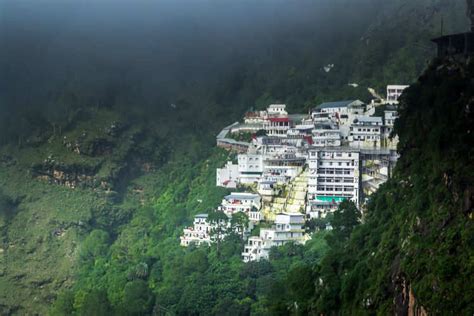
269,117,290,123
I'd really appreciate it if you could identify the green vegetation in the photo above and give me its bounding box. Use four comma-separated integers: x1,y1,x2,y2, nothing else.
306,58,474,314
0,0,472,314
228,132,254,143
50,56,474,316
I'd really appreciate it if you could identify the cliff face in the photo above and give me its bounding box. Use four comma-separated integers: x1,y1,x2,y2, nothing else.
392,56,474,314
335,56,474,314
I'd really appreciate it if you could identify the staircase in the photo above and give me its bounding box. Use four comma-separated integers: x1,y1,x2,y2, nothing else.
262,171,308,220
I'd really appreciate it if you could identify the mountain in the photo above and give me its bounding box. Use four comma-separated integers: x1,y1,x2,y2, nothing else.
307,56,474,315
0,0,471,314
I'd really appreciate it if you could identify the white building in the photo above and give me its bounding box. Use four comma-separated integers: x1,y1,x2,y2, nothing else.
242,213,306,262
307,148,360,218
238,151,265,184
180,214,212,246
257,180,279,197
383,107,399,148
386,85,409,104
264,117,291,137
312,123,342,147
349,116,383,148
220,192,261,220
267,104,288,116
313,100,365,117
263,154,305,181
216,161,239,188
384,108,398,130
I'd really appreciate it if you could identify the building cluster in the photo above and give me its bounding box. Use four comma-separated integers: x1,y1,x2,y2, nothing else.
183,85,407,262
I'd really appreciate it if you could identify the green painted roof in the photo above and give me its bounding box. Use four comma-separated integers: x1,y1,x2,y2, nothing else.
315,196,347,202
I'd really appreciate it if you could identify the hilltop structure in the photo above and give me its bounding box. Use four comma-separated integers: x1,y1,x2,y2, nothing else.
431,0,474,58
188,86,406,261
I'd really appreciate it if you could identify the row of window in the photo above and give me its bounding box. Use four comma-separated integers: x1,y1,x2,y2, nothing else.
317,177,355,183
316,168,353,175
309,152,354,158
319,161,354,166
352,135,380,140
317,186,354,191
352,127,380,132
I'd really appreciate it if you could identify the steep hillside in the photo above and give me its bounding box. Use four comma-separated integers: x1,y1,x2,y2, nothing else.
0,0,470,314
307,57,474,314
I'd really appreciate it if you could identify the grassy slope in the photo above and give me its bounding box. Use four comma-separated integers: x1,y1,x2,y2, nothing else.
0,166,100,314
0,0,469,313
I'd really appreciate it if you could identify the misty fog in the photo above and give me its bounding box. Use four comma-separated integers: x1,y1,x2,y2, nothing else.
0,0,379,131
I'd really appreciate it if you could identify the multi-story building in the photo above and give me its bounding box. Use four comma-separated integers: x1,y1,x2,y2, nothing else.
181,211,252,247
312,123,342,147
386,85,409,104
242,213,306,262
307,148,360,218
349,116,383,148
238,150,265,184
220,192,261,219
216,161,239,188
264,117,291,137
263,154,305,181
312,100,365,117
180,214,212,246
267,104,288,116
383,106,399,148
264,104,291,137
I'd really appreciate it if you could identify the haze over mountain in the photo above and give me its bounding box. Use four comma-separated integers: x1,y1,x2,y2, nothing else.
0,0,472,315
1,0,467,142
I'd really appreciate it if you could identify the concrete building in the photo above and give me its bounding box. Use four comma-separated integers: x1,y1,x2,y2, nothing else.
216,122,250,153
349,116,383,148
386,85,409,104
257,180,280,197
313,100,365,117
307,148,360,218
312,123,342,147
267,104,288,116
180,214,212,246
242,213,306,262
220,192,261,219
264,117,291,137
238,151,265,184
383,107,399,148
263,154,305,181
216,161,239,188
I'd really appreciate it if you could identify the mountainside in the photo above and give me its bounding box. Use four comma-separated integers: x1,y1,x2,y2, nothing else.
0,0,471,314
306,56,474,315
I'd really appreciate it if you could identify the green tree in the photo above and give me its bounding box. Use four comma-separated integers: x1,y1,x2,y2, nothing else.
208,210,229,256
330,200,361,241
121,280,154,315
76,290,111,316
230,211,249,239
79,230,110,262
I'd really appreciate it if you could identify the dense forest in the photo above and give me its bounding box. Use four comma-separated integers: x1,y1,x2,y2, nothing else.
0,0,472,314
